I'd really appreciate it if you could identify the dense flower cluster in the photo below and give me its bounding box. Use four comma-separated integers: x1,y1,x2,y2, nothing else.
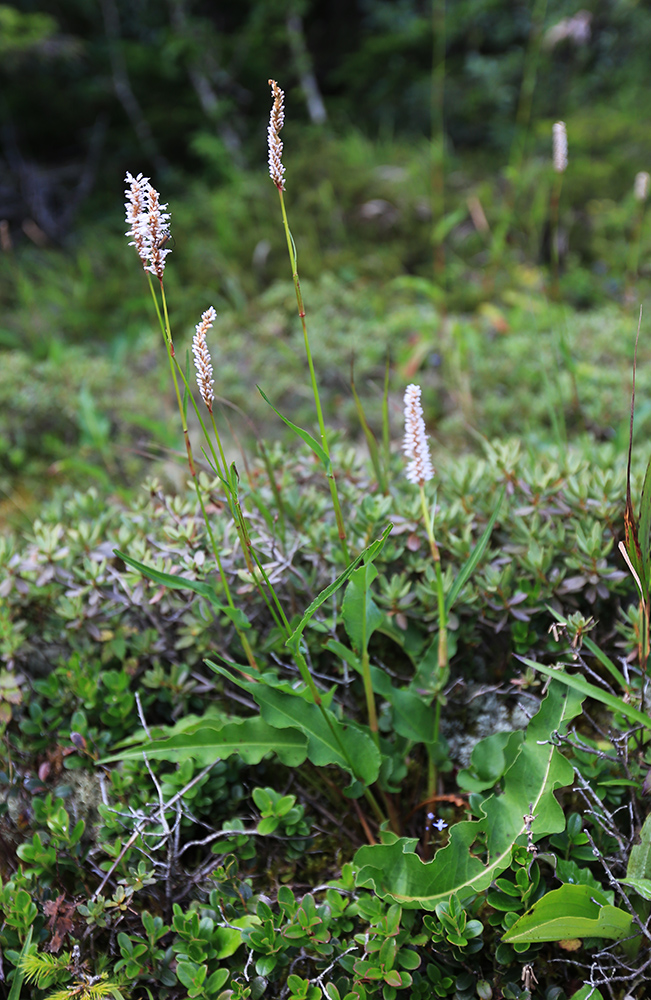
268,79,286,191
124,171,172,280
403,383,434,486
192,307,216,412
552,121,568,174
635,171,650,202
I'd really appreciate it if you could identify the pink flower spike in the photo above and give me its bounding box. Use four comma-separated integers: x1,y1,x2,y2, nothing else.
193,307,216,412
124,172,172,280
403,384,434,487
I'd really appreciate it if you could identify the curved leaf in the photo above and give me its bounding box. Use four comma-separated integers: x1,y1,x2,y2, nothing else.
502,884,633,943
257,386,331,472
102,716,308,766
113,550,250,630
353,681,584,909
286,525,392,655
343,563,384,657
252,685,381,787
519,656,651,730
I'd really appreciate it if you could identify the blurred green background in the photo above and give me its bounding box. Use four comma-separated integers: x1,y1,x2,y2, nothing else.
3,0,651,518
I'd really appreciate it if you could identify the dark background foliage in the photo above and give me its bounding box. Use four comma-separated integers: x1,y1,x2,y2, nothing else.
4,0,651,239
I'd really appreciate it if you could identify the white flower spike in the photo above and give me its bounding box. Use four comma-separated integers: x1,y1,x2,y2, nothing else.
124,172,172,281
192,307,216,412
403,384,434,487
268,79,286,191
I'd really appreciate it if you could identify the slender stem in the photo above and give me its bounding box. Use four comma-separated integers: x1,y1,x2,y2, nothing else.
193,456,258,672
419,484,447,806
293,645,385,824
277,187,350,562
549,173,563,300
144,277,266,668
360,651,379,750
250,547,291,636
419,486,447,671
156,281,196,476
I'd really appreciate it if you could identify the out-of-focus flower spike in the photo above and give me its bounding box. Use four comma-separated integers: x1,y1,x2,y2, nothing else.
552,121,568,174
403,384,434,487
635,171,650,203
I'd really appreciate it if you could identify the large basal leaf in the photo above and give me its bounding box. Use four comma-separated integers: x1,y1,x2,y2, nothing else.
101,716,308,767
368,667,436,745
502,884,633,943
206,660,381,787
252,684,381,788
354,681,584,909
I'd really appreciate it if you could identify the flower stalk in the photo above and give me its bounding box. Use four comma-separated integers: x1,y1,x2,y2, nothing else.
550,121,567,299
125,174,263,671
267,80,349,563
403,384,447,815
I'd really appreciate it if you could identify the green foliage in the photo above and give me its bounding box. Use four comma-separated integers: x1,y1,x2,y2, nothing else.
502,883,633,944
354,681,584,908
9,33,651,997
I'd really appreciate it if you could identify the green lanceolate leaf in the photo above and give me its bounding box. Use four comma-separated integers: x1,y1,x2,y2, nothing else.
368,667,436,744
518,656,651,730
353,680,584,909
501,884,633,943
619,878,651,901
286,525,392,656
445,487,503,614
205,660,380,786
257,386,331,473
101,716,307,766
113,550,250,630
342,563,384,658
251,684,381,787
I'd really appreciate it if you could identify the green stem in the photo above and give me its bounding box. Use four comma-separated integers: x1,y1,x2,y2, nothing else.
193,472,258,672
550,173,563,301
360,649,379,750
293,645,385,824
419,486,447,671
277,187,349,562
158,281,196,476
250,546,291,637
419,484,447,804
